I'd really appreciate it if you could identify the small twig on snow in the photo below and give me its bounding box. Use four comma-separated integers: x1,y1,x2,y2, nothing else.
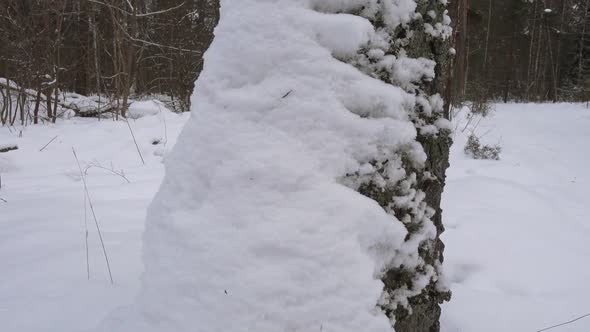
72,147,114,284
84,189,90,280
125,119,145,165
84,161,130,183
281,89,293,99
536,312,590,332
39,135,58,152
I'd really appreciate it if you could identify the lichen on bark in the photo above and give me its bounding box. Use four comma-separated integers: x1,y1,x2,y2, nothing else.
338,1,454,331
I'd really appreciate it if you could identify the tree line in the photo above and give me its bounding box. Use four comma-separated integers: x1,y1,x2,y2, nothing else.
451,0,590,103
0,0,218,125
1,0,588,126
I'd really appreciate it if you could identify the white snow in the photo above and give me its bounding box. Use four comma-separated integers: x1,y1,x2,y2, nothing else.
1,2,589,332
127,100,165,119
311,0,416,29
0,108,188,332
441,103,590,332
2,96,590,332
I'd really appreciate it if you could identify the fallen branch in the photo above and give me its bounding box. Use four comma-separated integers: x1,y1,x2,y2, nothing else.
0,80,80,113
0,80,127,117
76,103,131,118
0,144,18,153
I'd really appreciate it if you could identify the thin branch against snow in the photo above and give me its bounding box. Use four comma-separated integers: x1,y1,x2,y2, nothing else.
85,0,131,15
112,18,197,53
134,2,185,17
86,0,185,18
39,136,58,152
129,36,197,53
101,72,129,80
536,312,590,332
83,161,131,183
124,0,134,12
72,147,114,284
124,119,145,165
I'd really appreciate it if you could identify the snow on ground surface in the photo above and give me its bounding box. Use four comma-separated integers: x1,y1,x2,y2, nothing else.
441,103,590,332
1,102,589,332
0,108,188,332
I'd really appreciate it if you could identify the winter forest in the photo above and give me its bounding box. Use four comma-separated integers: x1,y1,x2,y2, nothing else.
0,1,589,332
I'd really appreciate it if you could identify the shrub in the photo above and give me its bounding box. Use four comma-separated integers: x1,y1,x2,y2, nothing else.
464,134,501,160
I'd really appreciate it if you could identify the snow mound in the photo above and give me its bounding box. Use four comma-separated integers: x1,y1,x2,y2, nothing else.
97,1,426,331
127,100,163,119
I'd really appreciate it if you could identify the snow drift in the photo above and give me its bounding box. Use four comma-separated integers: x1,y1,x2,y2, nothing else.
96,0,434,331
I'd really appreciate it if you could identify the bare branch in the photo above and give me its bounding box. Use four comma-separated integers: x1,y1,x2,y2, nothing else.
112,18,198,53
135,2,185,17
85,0,184,18
536,312,590,332
72,147,114,284
39,135,58,152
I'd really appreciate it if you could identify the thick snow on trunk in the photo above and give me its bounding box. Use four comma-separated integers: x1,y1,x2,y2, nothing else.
95,0,437,331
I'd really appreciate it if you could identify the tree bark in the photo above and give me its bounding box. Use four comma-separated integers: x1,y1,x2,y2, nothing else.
345,1,453,331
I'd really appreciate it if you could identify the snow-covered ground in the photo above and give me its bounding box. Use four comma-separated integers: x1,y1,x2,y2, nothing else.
1,102,589,331
0,108,188,331
441,103,590,332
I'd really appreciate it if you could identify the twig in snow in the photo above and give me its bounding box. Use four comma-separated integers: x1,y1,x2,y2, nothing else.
0,197,6,203
461,113,475,133
281,89,293,99
39,135,58,152
72,147,114,284
84,189,90,280
125,119,145,165
84,161,131,183
536,312,590,332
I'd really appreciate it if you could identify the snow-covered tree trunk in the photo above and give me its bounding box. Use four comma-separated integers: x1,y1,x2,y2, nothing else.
96,1,453,331
330,1,454,330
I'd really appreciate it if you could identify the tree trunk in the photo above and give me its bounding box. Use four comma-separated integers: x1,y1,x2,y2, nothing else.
33,82,42,125
345,1,453,331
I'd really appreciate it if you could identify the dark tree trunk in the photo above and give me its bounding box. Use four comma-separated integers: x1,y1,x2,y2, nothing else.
340,0,453,330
